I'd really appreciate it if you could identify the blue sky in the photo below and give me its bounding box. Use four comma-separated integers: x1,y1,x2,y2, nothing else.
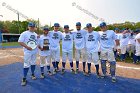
0,0,140,28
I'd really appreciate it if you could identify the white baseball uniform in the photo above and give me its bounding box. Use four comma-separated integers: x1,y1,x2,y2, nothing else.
38,34,51,67
127,34,136,54
85,31,100,65
18,30,38,68
99,30,117,62
61,32,74,62
73,29,87,62
135,33,140,56
49,31,62,62
119,33,130,54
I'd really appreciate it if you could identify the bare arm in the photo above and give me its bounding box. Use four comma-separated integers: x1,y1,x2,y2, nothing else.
137,39,140,44
19,42,32,50
115,39,120,46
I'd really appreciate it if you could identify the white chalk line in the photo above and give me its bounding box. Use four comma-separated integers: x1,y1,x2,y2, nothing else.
0,55,140,70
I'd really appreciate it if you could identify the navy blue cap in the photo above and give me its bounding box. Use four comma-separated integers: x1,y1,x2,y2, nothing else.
86,23,92,28
76,22,81,26
99,22,106,27
64,25,69,28
43,27,50,31
28,22,36,27
54,23,60,27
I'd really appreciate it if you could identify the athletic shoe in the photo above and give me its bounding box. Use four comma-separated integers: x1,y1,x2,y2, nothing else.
112,76,117,83
71,69,75,74
101,74,106,79
86,71,91,76
83,70,87,76
56,67,60,72
61,69,65,75
21,78,27,86
96,72,100,78
53,69,57,74
47,71,53,76
75,68,79,74
31,74,36,80
40,73,45,79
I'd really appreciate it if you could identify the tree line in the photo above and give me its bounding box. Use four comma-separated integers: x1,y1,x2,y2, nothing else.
0,20,140,34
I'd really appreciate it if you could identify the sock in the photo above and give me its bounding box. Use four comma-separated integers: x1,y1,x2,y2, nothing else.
95,64,99,74
31,65,35,75
70,62,73,68
101,60,106,75
62,62,66,69
87,63,91,72
83,62,86,71
133,55,137,63
76,61,79,69
138,56,140,62
114,50,117,58
52,62,56,68
23,68,29,78
110,61,116,77
56,61,59,69
47,65,50,71
40,67,44,73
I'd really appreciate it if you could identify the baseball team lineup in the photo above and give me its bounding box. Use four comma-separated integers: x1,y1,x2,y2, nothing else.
18,21,140,86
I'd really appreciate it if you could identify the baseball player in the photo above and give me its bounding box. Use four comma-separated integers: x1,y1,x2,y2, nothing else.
73,22,87,75
127,31,136,59
38,27,52,78
99,22,119,82
114,28,121,59
49,23,62,74
133,29,140,63
85,23,100,77
61,25,75,74
18,22,38,86
119,29,130,61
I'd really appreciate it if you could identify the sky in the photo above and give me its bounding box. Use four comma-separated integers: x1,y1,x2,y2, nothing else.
0,0,140,29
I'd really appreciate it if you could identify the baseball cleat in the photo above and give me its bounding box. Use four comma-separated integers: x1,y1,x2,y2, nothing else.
40,73,45,79
61,69,65,75
112,77,117,83
53,69,57,74
56,67,60,72
31,74,37,80
83,70,87,76
47,71,53,76
86,71,91,76
96,73,101,78
21,78,27,86
71,69,75,74
101,74,106,79
75,68,79,74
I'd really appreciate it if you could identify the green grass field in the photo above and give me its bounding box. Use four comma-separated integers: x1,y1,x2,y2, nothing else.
1,42,20,46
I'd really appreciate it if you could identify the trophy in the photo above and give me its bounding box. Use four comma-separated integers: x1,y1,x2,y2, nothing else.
43,39,49,50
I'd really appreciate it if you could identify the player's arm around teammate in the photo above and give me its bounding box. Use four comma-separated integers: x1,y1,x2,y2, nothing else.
73,22,87,75
18,22,38,86
85,23,100,78
38,27,53,79
61,25,75,74
99,22,118,83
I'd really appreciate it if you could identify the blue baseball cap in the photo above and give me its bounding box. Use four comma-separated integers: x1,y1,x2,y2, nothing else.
64,25,69,28
76,22,81,26
28,22,36,27
43,27,50,31
114,28,119,31
54,23,60,27
86,23,92,28
99,22,106,27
